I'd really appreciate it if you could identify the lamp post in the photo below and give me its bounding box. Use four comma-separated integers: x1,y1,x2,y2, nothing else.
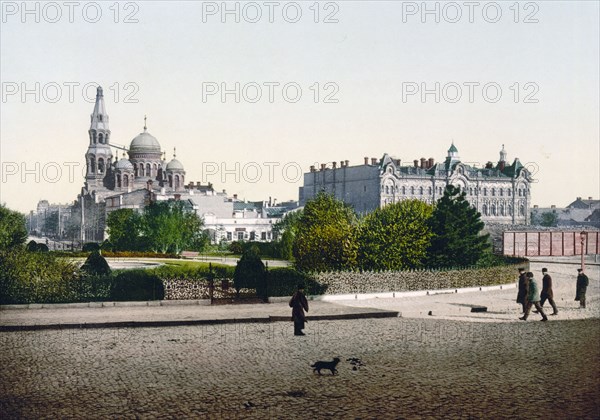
580,231,586,271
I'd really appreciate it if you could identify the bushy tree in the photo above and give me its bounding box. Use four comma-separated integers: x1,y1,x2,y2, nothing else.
142,201,204,254
233,246,267,299
106,209,143,251
358,200,433,271
273,209,303,260
540,211,558,227
293,192,358,272
427,185,490,268
0,204,27,251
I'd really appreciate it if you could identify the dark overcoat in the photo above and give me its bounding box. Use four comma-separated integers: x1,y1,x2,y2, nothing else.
290,291,309,323
575,273,589,301
516,273,529,304
541,274,553,299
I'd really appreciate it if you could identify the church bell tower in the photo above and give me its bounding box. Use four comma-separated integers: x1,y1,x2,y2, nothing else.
85,86,113,189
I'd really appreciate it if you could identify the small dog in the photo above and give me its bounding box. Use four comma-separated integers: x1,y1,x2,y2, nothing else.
311,357,340,375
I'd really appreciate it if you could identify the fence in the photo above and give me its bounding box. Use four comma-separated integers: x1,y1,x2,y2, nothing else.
503,230,600,257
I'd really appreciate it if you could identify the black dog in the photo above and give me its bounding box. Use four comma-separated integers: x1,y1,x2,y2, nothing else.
311,357,340,375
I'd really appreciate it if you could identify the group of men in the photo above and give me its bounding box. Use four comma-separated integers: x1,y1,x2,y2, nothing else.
516,267,589,321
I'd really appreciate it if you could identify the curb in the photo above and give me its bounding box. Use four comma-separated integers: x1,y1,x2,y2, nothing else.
0,311,400,332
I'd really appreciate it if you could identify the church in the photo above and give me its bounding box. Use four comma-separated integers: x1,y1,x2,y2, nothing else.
299,144,533,225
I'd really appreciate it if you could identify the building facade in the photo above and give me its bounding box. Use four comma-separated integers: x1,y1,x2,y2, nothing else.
299,144,533,224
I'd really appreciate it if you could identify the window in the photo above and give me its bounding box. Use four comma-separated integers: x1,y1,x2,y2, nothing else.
238,232,244,241
227,232,232,241
98,158,104,174
385,185,389,194
483,188,487,196
519,205,525,216
491,204,496,216
89,157,96,174
117,175,121,188
146,163,151,177
261,232,267,241
500,189,504,196
469,187,473,195
509,205,513,216
402,186,406,195
123,174,129,188
500,204,505,216
508,189,511,196
133,164,138,177
492,188,495,196
250,232,256,241
98,133,103,144
482,204,488,216
428,187,432,195
410,186,415,195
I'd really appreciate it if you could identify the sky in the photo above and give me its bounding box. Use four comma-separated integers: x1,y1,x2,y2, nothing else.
1,0,599,213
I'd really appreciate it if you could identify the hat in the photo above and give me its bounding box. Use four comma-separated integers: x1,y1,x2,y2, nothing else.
542,268,548,272
526,272,534,278
577,268,583,272
297,284,305,290
518,267,525,272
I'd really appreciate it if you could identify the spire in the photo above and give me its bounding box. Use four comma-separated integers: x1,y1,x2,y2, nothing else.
90,86,109,130
143,115,147,132
499,144,507,162
173,147,176,158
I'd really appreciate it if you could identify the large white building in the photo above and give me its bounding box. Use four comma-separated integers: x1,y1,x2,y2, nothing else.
300,144,533,224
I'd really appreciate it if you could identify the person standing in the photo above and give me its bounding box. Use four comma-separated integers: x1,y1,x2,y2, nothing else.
538,268,559,315
516,267,528,314
520,272,548,321
289,284,309,336
575,268,589,308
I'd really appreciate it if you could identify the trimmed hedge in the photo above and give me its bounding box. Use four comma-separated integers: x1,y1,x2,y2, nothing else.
110,270,164,301
266,268,327,297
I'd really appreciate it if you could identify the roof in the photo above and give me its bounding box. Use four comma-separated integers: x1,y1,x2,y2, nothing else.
166,158,184,171
129,131,161,154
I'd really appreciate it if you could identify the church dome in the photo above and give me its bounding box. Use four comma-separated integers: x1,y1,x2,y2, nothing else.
166,158,184,171
115,157,134,171
130,131,161,154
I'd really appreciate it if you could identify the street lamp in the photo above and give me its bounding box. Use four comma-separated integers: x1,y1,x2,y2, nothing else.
580,231,587,271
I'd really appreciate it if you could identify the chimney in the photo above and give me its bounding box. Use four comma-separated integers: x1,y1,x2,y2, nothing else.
340,161,344,168
320,163,326,171
174,194,181,201
345,160,349,167
577,197,581,200
589,197,593,200
413,160,419,168
371,158,377,165
310,165,315,172
364,157,369,165
233,194,238,200
551,205,556,209
396,159,401,166
269,196,272,206
420,158,426,169
428,158,434,168
533,205,538,208
332,161,337,169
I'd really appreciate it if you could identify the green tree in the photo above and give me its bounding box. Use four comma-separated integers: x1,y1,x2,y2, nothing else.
358,200,433,271
273,209,303,260
233,246,267,299
0,204,27,251
81,251,112,276
293,192,358,272
106,209,143,251
540,211,558,227
427,185,490,268
43,211,59,237
142,201,204,254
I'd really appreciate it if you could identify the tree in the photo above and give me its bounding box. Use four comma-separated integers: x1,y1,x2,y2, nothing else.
273,209,303,260
427,185,490,268
293,192,358,272
81,251,111,276
233,246,267,299
43,211,59,237
0,204,27,251
540,211,558,227
106,209,144,251
142,201,204,254
358,200,433,271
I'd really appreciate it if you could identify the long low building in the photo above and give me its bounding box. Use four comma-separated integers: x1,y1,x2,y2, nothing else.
299,144,533,224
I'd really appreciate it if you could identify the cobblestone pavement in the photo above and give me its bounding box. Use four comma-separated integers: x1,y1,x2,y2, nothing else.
1,316,599,419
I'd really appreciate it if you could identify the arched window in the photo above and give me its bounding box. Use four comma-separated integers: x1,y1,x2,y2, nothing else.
509,205,513,216
410,186,415,195
168,175,173,188
153,163,158,176
492,188,495,196
92,132,97,144
123,174,129,188
139,164,145,177
428,187,432,195
146,163,151,177
500,189,504,197
98,158,104,174
491,204,496,216
508,189,511,196
175,175,180,190
133,164,138,177
519,205,525,216
469,187,473,195
500,203,505,216
89,157,96,174
482,204,488,216
98,133,103,144
116,175,121,188
419,187,424,195
483,188,487,196
385,185,389,194
402,186,406,195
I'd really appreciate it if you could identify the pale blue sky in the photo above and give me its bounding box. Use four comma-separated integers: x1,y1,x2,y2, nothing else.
1,1,598,212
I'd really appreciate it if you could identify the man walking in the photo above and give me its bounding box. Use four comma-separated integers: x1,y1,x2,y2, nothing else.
538,268,559,315
520,272,548,321
516,267,528,314
289,284,309,336
575,268,589,308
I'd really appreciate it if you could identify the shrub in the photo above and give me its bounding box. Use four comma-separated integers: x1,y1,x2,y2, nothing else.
228,241,243,255
81,251,111,276
233,246,266,299
82,242,101,252
110,270,165,301
266,268,327,297
26,240,38,252
36,243,49,252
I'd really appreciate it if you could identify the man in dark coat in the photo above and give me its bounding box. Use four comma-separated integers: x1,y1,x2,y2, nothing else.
575,268,589,308
516,267,528,314
520,272,548,321
538,268,558,315
289,284,309,336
